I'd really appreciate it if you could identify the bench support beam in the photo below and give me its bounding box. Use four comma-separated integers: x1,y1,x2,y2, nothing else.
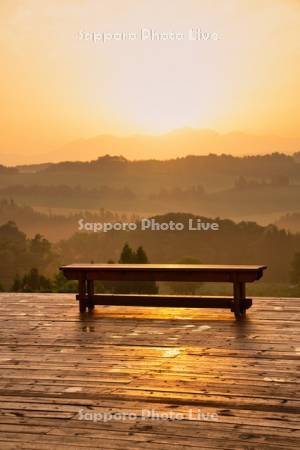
77,293,252,311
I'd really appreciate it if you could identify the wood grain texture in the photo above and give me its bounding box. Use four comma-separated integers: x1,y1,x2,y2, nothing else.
0,293,299,449
60,263,267,283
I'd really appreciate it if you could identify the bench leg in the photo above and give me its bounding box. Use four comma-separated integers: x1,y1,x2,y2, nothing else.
87,280,95,312
233,281,246,320
78,279,87,313
239,282,246,313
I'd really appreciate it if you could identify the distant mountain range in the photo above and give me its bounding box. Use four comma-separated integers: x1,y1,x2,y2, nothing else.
2,128,300,166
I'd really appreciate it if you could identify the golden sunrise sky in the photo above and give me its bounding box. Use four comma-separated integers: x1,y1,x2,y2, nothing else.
0,0,299,163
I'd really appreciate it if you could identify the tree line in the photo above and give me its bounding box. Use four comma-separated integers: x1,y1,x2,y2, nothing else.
1,215,300,294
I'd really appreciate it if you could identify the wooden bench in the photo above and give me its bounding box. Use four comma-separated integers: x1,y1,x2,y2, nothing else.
60,264,266,320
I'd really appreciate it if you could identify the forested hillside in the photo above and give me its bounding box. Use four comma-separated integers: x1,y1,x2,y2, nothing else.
1,153,300,224
1,213,300,291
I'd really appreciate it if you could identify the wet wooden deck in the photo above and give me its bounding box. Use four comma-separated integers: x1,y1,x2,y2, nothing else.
0,293,299,449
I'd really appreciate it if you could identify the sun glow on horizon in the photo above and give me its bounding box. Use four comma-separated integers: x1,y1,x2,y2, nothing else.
0,0,299,162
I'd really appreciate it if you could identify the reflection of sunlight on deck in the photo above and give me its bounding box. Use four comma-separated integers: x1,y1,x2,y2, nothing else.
1,294,299,448
161,348,182,358
107,306,232,320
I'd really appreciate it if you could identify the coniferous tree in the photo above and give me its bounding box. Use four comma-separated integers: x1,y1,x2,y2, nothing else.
12,268,52,293
114,243,158,294
135,246,148,263
119,243,134,264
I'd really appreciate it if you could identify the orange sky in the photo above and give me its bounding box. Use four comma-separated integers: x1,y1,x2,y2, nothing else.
0,0,299,164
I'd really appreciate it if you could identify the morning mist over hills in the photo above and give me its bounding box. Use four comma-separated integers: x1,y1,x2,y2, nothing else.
1,0,300,303
2,150,300,237
2,128,300,166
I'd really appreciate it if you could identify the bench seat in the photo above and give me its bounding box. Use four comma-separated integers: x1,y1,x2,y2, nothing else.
60,263,266,320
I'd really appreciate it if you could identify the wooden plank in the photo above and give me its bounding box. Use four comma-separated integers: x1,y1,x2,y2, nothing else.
60,263,267,283
61,263,267,271
0,293,299,450
79,294,252,309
